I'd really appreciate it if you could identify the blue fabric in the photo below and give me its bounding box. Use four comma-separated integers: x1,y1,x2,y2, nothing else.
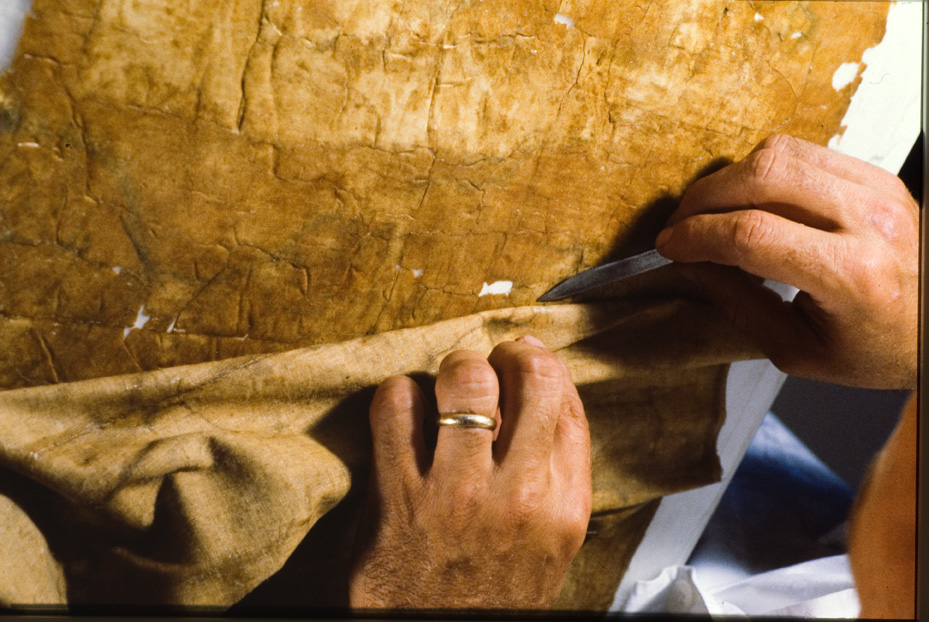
688,413,855,577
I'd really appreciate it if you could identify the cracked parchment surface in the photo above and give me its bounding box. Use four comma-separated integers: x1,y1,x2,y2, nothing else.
0,0,887,387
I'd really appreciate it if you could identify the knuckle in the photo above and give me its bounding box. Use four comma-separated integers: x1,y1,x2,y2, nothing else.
730,210,775,259
440,478,488,526
868,195,919,242
370,376,418,418
440,356,497,393
564,391,588,426
506,479,549,519
849,255,894,299
829,237,892,299
744,147,787,187
513,349,564,384
560,510,590,554
756,133,797,155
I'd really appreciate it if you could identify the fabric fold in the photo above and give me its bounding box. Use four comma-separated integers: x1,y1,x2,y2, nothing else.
0,300,758,609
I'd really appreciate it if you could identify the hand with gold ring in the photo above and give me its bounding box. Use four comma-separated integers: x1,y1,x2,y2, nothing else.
347,336,592,609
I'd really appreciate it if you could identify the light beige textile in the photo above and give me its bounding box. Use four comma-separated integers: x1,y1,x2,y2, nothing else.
0,300,756,609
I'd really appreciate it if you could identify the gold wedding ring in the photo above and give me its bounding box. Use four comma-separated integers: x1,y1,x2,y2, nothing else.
437,412,497,431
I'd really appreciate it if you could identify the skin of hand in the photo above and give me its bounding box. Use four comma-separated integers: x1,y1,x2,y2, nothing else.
348,335,592,609
847,392,917,618
655,134,918,389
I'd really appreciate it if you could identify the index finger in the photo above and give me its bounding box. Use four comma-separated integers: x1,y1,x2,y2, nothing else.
657,208,844,300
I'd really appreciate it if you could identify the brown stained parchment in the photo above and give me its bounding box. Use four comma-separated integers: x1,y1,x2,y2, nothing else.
0,0,891,612
0,0,888,388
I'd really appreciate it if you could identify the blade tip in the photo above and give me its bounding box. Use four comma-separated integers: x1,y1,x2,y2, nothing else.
536,290,563,303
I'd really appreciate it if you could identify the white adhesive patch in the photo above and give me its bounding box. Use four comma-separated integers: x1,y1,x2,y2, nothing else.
554,13,574,28
826,2,920,174
134,305,150,329
478,281,513,296
124,305,150,338
412,268,424,278
831,62,860,91
0,0,30,71
754,13,764,22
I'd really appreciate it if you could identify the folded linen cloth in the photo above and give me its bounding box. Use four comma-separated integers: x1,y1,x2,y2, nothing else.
0,300,756,611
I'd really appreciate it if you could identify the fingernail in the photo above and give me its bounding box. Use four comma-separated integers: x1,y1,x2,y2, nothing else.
655,227,673,249
518,335,547,349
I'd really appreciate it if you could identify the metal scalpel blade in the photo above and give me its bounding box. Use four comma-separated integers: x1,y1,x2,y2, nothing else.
537,248,672,302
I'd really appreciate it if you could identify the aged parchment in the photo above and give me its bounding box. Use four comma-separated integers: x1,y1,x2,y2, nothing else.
0,0,886,386
0,0,888,611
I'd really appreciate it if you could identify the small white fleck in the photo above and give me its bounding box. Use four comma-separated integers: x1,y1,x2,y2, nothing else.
554,13,574,28
754,12,764,22
478,281,513,297
17,142,40,148
442,44,456,49
125,305,151,338
395,264,402,270
166,317,177,334
530,49,538,54
412,269,424,278
29,451,39,460
134,305,150,330
112,266,123,275
790,31,802,39
831,61,860,91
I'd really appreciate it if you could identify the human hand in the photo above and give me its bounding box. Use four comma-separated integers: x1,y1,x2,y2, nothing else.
655,134,919,389
348,336,591,609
